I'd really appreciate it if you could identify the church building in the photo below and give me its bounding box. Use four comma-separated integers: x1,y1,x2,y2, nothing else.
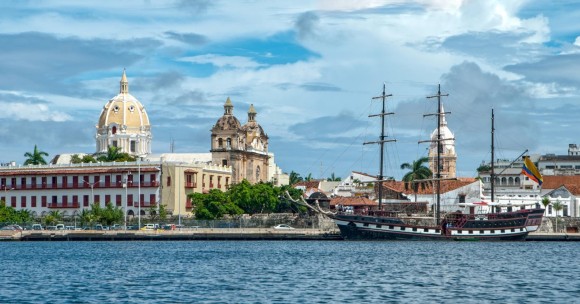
210,98,269,184
428,104,457,178
95,69,152,157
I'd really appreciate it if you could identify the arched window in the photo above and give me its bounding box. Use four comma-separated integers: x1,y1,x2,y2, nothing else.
218,138,223,148
112,126,117,135
256,166,261,181
226,138,232,149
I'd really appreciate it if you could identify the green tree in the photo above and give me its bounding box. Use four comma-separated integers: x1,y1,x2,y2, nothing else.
289,171,303,185
71,154,97,164
79,209,95,228
401,157,433,202
158,204,168,223
304,173,313,182
476,164,491,174
190,189,243,220
24,145,49,165
44,210,62,226
541,197,550,209
327,173,341,182
552,200,564,233
97,146,136,162
99,203,124,226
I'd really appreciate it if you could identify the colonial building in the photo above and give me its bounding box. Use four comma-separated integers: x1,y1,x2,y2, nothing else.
428,105,456,178
210,98,269,184
95,70,152,157
0,160,231,219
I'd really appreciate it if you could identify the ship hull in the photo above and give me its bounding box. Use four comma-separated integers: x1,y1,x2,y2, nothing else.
333,208,544,241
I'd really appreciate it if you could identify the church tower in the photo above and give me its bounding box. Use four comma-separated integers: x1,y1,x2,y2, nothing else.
95,70,152,156
428,104,456,178
211,98,269,184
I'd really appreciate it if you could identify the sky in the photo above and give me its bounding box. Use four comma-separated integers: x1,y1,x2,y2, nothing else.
1,0,580,180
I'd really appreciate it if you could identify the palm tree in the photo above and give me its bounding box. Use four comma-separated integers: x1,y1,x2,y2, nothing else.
552,200,564,233
541,197,550,209
401,157,433,202
304,173,313,182
24,145,49,165
289,171,303,185
327,173,341,181
97,146,136,162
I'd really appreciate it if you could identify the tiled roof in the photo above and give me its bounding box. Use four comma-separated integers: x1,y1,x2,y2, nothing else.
330,196,378,207
381,178,478,195
293,181,321,189
542,175,580,195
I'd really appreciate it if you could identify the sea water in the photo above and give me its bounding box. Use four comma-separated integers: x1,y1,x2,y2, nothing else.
1,241,577,303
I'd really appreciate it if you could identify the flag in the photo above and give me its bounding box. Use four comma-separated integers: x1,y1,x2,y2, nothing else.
522,156,543,186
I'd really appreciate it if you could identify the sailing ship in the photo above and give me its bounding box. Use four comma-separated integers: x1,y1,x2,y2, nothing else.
330,85,544,241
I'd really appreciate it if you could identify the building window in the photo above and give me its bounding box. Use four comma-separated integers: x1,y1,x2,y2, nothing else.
112,126,117,134
116,195,122,206
222,159,228,166
218,138,223,148
458,195,466,204
226,138,232,149
112,140,118,148
167,176,171,186
548,205,552,215
131,140,136,153
31,196,37,208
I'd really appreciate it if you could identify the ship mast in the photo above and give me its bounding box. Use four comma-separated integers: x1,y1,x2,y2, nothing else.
365,84,395,210
425,84,449,225
491,108,495,208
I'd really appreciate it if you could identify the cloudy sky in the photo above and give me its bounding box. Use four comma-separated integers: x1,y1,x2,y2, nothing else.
1,0,579,180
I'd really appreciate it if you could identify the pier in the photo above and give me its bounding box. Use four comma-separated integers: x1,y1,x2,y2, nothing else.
0,228,342,241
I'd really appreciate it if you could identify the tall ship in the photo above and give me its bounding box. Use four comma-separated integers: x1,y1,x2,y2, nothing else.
330,85,544,241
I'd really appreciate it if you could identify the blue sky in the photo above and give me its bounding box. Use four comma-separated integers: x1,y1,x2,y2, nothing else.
1,0,580,180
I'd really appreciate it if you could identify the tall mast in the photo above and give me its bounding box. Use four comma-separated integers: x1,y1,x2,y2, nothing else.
366,84,395,210
426,84,449,225
491,108,495,207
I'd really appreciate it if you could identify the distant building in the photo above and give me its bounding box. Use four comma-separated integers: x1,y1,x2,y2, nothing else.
210,98,269,184
428,104,456,179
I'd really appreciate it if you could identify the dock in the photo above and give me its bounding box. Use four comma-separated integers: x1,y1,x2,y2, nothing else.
0,228,343,241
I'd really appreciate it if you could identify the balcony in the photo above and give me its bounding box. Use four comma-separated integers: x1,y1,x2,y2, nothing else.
185,182,195,188
48,203,80,209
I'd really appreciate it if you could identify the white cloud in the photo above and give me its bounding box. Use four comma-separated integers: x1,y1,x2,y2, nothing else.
179,54,264,69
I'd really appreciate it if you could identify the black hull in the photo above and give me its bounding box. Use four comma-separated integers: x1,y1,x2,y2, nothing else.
333,208,544,241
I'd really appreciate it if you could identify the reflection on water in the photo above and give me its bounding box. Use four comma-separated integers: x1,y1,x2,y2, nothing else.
1,241,579,303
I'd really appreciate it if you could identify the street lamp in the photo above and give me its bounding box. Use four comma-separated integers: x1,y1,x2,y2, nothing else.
123,171,131,230
138,157,141,229
83,180,98,210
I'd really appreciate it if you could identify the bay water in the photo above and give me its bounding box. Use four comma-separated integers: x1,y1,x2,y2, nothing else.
1,241,578,303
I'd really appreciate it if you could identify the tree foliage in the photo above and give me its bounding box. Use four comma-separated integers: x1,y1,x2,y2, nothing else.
327,173,341,181
24,145,49,165
401,157,433,202
96,146,136,162
0,201,33,224
188,180,304,219
71,154,97,164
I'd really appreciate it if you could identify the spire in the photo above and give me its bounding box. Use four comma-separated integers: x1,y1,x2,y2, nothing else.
224,97,233,115
248,104,256,122
120,69,129,94
440,104,447,126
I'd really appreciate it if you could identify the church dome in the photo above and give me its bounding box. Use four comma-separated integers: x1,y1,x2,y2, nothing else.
212,97,241,131
429,105,455,154
95,70,152,156
97,71,150,130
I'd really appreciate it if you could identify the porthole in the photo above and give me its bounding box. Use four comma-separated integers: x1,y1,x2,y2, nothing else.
113,105,120,112
129,105,135,112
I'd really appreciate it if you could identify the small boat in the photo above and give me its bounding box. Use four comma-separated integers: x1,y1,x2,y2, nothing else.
330,85,544,241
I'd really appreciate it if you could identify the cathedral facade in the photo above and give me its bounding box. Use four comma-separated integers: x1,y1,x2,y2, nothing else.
211,98,269,184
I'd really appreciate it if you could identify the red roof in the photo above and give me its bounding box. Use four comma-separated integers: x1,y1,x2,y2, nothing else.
381,178,478,195
330,196,378,207
542,175,580,195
